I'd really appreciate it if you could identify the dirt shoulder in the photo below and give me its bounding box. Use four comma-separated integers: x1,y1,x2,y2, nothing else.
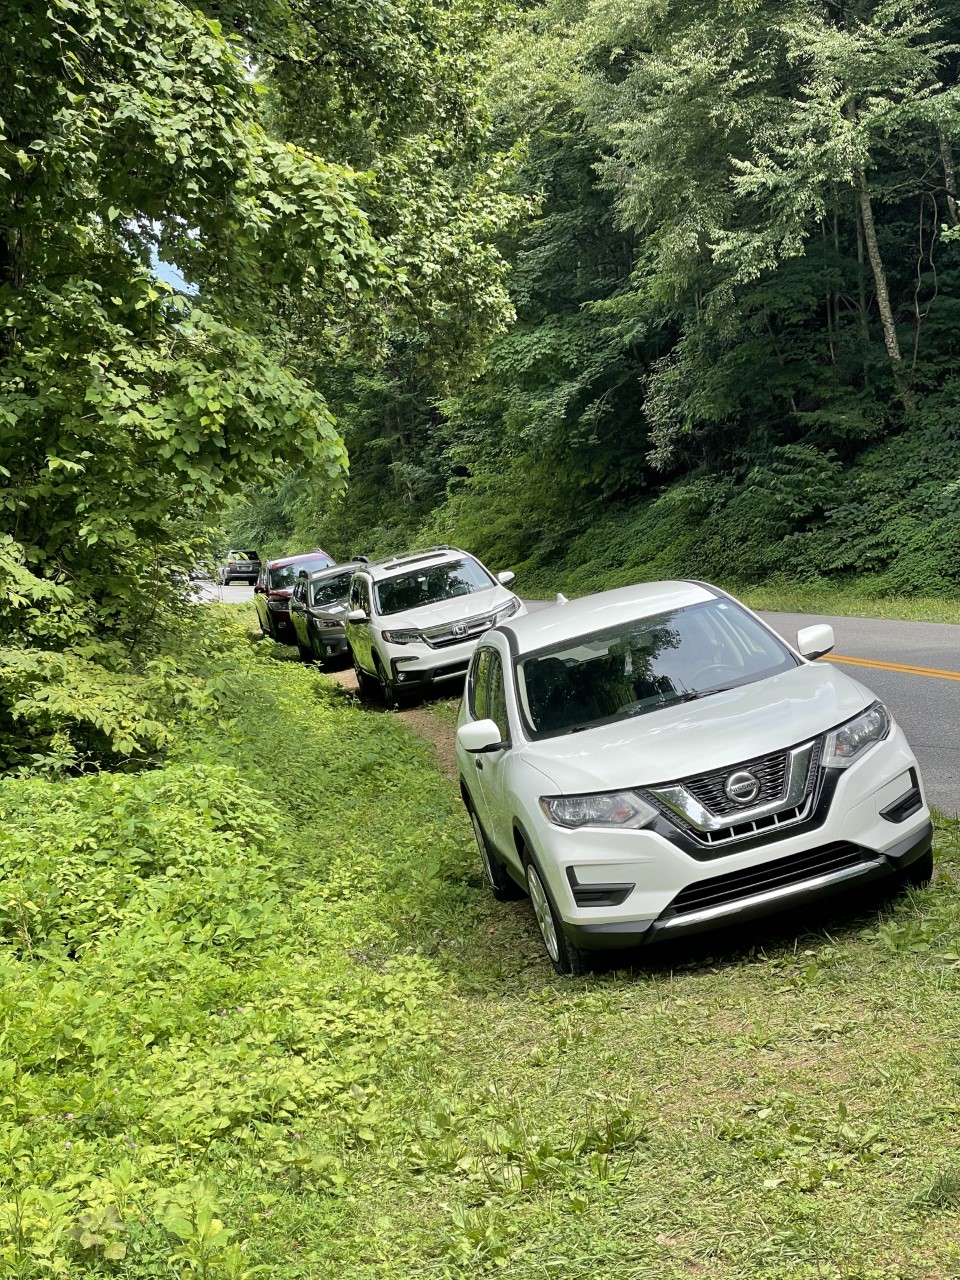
323,666,460,780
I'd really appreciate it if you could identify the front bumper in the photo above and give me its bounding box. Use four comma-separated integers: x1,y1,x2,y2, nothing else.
564,821,932,949
314,630,349,661
389,645,474,690
529,726,933,951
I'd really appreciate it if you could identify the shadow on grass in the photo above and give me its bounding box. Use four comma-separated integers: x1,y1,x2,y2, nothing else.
583,874,923,980
440,866,945,995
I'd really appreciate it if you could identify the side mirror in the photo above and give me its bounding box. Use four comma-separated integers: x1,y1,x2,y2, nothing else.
253,583,265,594
347,608,368,623
497,570,516,587
797,623,835,660
457,719,508,753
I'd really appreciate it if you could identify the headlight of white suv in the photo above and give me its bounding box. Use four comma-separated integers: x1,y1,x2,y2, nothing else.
493,599,521,624
540,791,657,829
823,702,890,768
381,628,421,644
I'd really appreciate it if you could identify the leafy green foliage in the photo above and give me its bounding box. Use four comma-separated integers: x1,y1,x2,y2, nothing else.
1,606,959,1277
258,0,960,605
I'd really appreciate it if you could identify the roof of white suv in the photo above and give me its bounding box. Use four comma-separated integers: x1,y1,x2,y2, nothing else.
366,546,465,579
500,581,718,652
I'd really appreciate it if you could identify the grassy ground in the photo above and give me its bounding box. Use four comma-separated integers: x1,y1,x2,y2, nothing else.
522,574,960,626
4,608,960,1278
736,583,960,625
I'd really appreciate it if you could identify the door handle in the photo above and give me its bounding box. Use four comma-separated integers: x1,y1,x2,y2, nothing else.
475,758,484,771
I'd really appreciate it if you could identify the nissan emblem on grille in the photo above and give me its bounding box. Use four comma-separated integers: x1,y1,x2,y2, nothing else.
724,770,762,805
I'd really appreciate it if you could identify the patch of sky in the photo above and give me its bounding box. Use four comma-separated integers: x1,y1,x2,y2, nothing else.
150,245,197,294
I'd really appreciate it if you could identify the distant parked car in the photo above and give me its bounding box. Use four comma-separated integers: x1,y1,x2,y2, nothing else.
344,545,524,704
455,580,932,975
217,550,260,585
289,562,365,666
254,549,336,643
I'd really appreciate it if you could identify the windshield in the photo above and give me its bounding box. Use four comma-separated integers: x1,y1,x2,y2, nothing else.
375,557,493,617
516,600,798,738
269,556,333,590
310,572,353,607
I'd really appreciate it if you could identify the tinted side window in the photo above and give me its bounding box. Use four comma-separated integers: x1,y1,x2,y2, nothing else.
487,653,509,741
359,578,372,614
469,648,492,720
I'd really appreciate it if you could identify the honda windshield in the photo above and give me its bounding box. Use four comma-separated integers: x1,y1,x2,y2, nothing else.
375,558,494,617
516,600,798,738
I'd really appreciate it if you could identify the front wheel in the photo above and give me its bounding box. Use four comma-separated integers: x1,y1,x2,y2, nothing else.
467,801,522,902
524,858,585,977
902,847,934,889
297,640,314,663
350,650,379,699
374,656,400,707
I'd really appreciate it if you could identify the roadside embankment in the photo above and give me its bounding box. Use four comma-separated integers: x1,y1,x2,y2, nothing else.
2,607,959,1278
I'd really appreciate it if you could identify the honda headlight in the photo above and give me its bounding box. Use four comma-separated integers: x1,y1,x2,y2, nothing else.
823,702,890,768
540,791,657,829
493,599,521,624
381,628,422,644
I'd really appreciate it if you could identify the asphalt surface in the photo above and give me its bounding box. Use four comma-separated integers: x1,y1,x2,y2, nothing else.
759,612,958,817
198,581,959,815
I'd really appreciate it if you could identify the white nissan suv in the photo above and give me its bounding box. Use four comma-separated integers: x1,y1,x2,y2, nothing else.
455,580,933,974
344,546,526,704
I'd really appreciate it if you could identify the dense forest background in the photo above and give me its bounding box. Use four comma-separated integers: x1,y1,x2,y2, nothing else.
233,0,960,599
4,0,960,768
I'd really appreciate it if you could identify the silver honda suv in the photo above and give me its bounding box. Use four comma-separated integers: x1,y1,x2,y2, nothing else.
344,546,525,703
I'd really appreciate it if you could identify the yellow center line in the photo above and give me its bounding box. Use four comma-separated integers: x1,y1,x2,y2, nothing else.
824,653,960,682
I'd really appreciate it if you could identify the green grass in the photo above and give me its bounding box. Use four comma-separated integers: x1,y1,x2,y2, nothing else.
736,582,960,625
522,573,960,626
422,695,462,729
3,607,960,1278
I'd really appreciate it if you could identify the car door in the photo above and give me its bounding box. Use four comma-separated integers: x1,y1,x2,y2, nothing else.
347,576,374,671
289,579,308,646
463,647,495,831
473,649,519,869
254,567,269,628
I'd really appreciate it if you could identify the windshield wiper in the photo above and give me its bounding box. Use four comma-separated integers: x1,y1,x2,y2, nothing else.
623,691,700,716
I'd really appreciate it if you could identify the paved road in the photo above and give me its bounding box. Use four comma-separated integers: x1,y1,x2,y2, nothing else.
759,612,958,816
194,580,257,605
198,582,958,814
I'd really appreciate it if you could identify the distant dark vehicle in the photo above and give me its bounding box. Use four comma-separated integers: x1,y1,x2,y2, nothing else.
289,563,364,666
254,549,336,643
217,549,260,585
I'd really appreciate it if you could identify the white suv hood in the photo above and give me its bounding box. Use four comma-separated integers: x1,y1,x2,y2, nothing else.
384,585,516,630
523,663,875,792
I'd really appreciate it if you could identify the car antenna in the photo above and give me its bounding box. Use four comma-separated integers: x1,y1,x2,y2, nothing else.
556,592,569,604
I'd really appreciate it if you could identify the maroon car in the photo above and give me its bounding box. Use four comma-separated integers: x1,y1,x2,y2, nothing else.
254,549,336,643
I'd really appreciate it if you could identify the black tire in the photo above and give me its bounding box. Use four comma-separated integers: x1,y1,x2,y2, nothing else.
902,847,934,889
374,655,399,707
464,796,522,902
297,640,314,663
523,854,585,977
350,649,378,699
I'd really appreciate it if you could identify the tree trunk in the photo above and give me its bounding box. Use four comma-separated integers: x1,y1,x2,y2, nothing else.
856,171,912,411
940,129,959,226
